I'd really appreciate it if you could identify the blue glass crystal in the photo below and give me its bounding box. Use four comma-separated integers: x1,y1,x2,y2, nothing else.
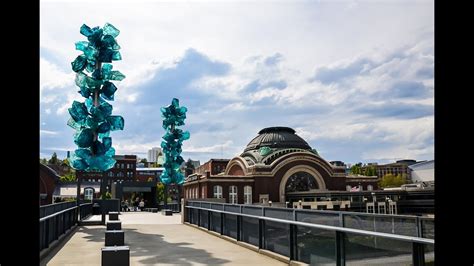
101,81,117,100
80,24,93,37
109,71,125,81
68,101,89,122
103,23,120,38
91,101,113,121
112,51,122,61
71,55,87,72
71,158,88,170
75,148,92,160
105,147,115,157
97,121,111,133
92,140,107,155
102,35,120,50
78,86,91,98
98,48,114,63
103,137,112,150
74,128,94,148
67,117,82,130
107,116,124,130
98,131,110,140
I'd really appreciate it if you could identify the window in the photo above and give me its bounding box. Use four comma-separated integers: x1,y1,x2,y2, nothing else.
229,186,237,204
213,185,223,198
367,185,373,191
244,186,252,204
108,172,114,177
346,185,352,191
84,188,93,201
202,187,206,199
117,172,124,178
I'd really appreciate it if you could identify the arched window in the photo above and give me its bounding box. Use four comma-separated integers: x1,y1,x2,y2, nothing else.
367,185,373,191
213,185,223,198
244,186,252,204
285,171,318,193
346,185,352,191
117,172,124,178
84,188,94,201
229,186,237,204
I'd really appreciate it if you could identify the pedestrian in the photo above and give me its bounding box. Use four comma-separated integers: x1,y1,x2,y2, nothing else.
139,199,145,211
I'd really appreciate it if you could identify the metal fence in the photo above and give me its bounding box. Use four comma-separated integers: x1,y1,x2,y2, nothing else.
185,201,434,265
158,202,181,213
39,203,93,253
40,201,76,218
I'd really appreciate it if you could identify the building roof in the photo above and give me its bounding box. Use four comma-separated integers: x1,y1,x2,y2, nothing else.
408,160,434,170
244,127,312,152
239,127,318,166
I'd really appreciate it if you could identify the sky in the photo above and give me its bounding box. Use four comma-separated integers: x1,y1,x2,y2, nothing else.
40,0,434,166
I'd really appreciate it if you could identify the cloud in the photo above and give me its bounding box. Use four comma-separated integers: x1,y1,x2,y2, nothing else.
40,1,434,164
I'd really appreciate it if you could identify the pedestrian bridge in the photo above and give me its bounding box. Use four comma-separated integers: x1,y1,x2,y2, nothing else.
40,201,434,265
41,212,286,265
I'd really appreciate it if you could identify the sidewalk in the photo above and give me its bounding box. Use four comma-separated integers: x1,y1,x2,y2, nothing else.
41,212,286,265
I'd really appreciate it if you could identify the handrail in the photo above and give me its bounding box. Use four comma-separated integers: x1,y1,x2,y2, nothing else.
40,206,78,222
186,206,434,245
186,200,432,220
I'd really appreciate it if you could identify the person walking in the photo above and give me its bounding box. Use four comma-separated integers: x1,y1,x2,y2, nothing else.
139,199,145,211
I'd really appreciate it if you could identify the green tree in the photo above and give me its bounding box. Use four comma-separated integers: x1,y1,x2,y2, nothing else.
60,172,77,182
379,173,407,188
156,183,165,203
364,166,377,176
48,152,59,165
40,158,48,165
140,158,147,164
350,163,362,175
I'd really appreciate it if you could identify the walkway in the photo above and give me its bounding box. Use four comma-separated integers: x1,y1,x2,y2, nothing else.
41,212,286,265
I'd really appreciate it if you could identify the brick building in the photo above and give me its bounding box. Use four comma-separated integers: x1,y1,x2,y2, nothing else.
183,127,347,206
40,163,60,205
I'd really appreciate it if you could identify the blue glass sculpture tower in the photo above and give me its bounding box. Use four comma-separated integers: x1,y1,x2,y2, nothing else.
160,98,190,207
67,23,125,222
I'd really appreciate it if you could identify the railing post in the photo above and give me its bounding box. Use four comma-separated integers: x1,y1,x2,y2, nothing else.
335,231,345,266
198,208,201,227
289,224,297,261
415,217,422,237
45,219,49,248
207,210,211,230
220,212,224,235
259,218,264,249
236,215,241,241
412,242,425,266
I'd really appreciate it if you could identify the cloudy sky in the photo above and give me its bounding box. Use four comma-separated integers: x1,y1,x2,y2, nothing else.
40,0,434,165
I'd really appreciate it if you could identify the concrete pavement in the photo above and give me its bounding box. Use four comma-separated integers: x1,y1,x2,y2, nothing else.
41,212,286,265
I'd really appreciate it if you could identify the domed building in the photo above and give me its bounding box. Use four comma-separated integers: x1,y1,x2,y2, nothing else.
184,127,348,206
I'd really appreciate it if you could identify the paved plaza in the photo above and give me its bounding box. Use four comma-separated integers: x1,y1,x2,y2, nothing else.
41,212,286,265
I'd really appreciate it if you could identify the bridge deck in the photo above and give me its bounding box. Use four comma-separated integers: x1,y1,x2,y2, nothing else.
41,212,285,265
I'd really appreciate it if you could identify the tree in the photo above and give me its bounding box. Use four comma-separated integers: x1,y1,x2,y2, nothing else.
40,158,48,165
350,162,362,175
48,152,59,165
379,174,407,188
364,165,377,176
60,172,77,182
156,183,165,203
140,158,147,164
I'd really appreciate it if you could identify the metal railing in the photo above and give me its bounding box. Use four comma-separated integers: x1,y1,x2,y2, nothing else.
40,201,76,218
185,201,434,265
158,202,181,213
79,203,93,220
39,203,93,252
